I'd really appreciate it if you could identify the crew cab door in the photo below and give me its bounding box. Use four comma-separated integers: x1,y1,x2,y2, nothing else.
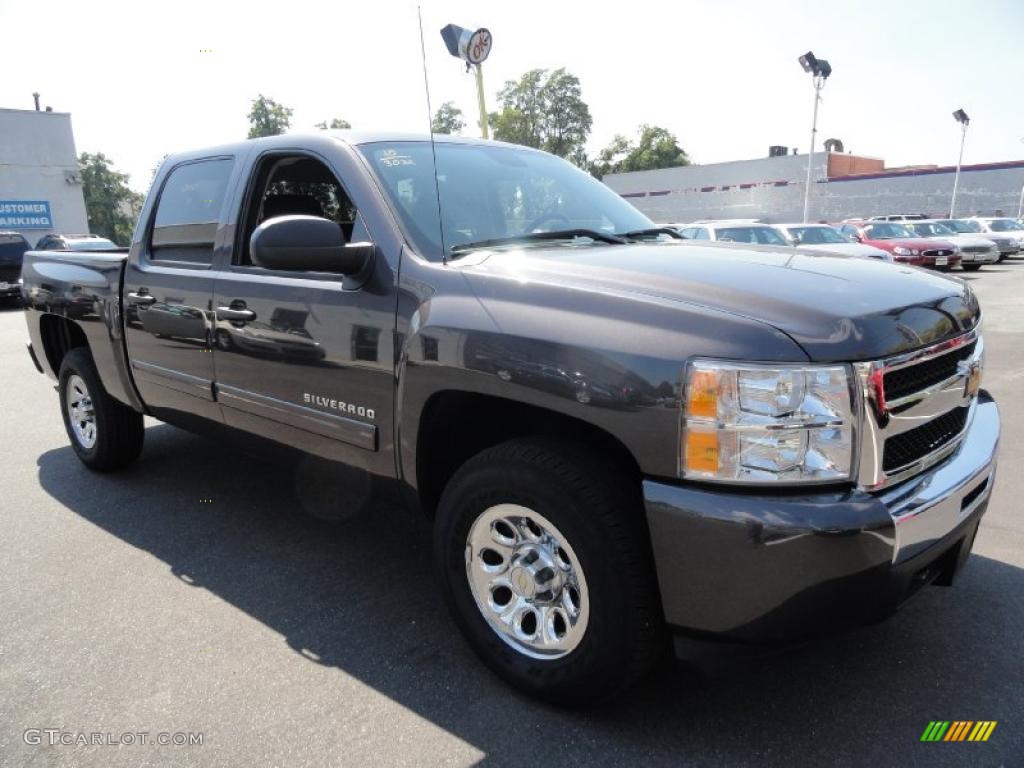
211,149,396,475
123,156,236,422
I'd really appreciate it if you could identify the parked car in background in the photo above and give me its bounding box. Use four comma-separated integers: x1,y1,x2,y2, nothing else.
838,221,961,270
969,218,1024,252
35,233,119,251
869,213,929,222
903,221,998,272
674,221,790,245
0,230,30,302
773,223,892,260
934,219,1018,261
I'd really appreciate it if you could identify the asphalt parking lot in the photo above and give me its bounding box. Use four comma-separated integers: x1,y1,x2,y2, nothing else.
1,260,1022,768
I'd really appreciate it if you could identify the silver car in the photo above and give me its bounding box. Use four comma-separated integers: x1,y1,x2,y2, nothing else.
673,220,791,245
934,219,1018,260
969,217,1024,254
773,223,892,260
904,220,999,271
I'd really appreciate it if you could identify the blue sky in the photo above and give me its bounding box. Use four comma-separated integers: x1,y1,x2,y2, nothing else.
1,0,1021,192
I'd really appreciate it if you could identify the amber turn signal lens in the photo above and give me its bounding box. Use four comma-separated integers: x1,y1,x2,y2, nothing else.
685,430,719,475
686,369,719,419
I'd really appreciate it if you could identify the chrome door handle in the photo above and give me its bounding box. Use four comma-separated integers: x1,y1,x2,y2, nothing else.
127,291,156,305
217,307,256,322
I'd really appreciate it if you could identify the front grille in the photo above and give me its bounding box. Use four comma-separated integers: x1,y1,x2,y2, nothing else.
0,265,21,283
884,341,976,401
923,249,954,258
961,245,989,254
883,407,968,472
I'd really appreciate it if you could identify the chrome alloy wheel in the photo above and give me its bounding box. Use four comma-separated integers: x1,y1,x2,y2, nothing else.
66,374,97,449
465,504,590,660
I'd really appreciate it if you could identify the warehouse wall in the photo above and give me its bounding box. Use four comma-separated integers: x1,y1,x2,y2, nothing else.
0,108,89,244
603,153,1024,224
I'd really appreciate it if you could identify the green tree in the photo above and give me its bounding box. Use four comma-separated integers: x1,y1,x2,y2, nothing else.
592,125,690,178
78,152,143,246
489,68,592,163
247,95,293,138
431,101,465,135
315,118,352,130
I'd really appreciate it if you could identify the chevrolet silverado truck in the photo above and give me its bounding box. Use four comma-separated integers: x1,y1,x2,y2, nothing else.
21,133,1000,705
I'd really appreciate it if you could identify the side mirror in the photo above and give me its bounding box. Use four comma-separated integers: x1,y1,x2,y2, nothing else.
791,233,802,246
250,215,372,275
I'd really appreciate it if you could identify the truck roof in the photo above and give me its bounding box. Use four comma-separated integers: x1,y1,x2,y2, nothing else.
162,130,531,167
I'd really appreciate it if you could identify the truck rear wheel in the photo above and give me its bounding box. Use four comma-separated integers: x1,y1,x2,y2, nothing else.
58,348,144,471
434,437,665,705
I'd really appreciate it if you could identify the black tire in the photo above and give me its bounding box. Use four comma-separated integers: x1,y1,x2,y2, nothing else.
58,347,144,471
962,264,982,272
434,437,666,705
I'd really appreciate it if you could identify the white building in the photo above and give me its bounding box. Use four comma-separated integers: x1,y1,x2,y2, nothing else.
602,150,1024,224
0,107,89,244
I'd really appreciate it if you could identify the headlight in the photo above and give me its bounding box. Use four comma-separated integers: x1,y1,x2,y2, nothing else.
681,360,855,484
892,246,913,256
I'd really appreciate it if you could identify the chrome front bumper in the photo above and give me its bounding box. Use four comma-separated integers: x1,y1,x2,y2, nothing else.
880,392,999,563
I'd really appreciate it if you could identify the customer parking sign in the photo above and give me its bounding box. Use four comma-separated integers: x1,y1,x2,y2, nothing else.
0,201,52,229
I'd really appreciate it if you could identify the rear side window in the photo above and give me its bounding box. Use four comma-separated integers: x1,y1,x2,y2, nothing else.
151,158,233,264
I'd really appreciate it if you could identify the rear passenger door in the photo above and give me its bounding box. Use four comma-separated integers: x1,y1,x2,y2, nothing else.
123,157,235,423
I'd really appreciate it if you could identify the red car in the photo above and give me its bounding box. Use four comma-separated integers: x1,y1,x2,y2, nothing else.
838,221,960,270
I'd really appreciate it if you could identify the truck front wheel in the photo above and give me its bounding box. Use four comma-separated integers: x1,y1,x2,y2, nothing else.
434,437,665,704
58,348,144,471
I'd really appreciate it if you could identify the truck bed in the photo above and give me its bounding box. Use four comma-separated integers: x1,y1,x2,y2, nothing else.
21,248,139,410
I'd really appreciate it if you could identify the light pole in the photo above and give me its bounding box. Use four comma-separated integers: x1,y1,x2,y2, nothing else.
440,24,493,139
798,51,832,222
950,109,970,217
1017,138,1024,220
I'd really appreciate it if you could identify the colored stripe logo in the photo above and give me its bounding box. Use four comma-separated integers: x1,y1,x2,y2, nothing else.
921,721,997,742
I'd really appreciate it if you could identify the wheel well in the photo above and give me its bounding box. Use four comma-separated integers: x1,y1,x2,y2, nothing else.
39,314,88,375
415,391,642,516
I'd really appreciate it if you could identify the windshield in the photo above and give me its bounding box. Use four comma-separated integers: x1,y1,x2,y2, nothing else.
359,141,653,260
988,219,1024,232
908,222,955,237
788,226,847,245
938,219,980,234
715,226,788,245
863,222,913,239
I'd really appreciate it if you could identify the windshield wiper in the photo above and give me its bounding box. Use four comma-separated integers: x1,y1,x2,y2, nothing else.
449,229,627,257
619,227,683,241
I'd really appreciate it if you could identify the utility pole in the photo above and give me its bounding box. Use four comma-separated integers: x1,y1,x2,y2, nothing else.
950,109,970,218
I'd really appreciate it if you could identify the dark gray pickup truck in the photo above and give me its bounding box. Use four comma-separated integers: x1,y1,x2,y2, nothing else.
21,132,1000,704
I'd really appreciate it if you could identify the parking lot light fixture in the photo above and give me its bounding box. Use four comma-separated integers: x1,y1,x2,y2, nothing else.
799,51,832,222
440,23,493,139
950,109,970,218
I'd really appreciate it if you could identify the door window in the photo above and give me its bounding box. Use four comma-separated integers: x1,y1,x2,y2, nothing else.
151,158,233,264
237,155,366,267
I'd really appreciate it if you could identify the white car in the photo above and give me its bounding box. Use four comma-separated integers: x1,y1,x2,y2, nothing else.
673,221,791,245
904,220,999,271
969,217,1024,253
773,223,892,261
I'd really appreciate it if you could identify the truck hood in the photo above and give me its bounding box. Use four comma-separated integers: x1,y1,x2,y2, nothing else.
458,241,979,362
